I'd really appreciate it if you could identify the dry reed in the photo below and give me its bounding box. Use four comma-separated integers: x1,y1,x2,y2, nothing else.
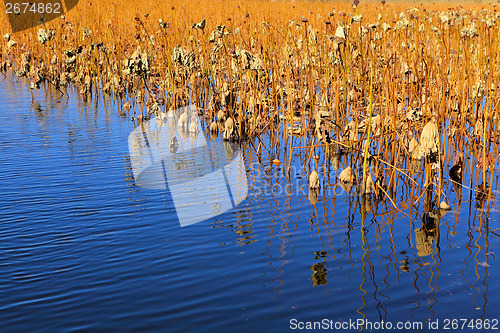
2,0,499,212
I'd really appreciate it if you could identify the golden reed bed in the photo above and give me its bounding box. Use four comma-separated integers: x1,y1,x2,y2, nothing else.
1,0,499,211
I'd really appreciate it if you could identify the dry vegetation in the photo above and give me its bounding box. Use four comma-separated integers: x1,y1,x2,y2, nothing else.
1,0,500,211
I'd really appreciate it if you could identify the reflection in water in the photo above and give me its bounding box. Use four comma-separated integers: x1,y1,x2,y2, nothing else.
4,73,500,332
219,143,500,328
128,104,248,226
308,188,319,205
4,72,500,332
311,262,328,286
415,211,438,257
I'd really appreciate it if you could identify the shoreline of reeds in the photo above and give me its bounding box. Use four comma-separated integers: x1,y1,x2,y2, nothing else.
1,0,499,213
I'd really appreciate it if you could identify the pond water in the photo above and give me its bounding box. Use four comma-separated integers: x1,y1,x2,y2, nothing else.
1,74,500,332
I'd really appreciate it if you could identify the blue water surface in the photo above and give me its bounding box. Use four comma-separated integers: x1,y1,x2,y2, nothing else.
1,75,500,332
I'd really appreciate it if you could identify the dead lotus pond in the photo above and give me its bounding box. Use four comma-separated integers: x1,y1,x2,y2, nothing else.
1,0,500,332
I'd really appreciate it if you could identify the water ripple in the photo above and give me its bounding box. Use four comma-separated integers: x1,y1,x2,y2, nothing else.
1,75,500,332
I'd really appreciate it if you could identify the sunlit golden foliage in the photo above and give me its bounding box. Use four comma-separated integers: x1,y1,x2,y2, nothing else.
1,0,500,205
